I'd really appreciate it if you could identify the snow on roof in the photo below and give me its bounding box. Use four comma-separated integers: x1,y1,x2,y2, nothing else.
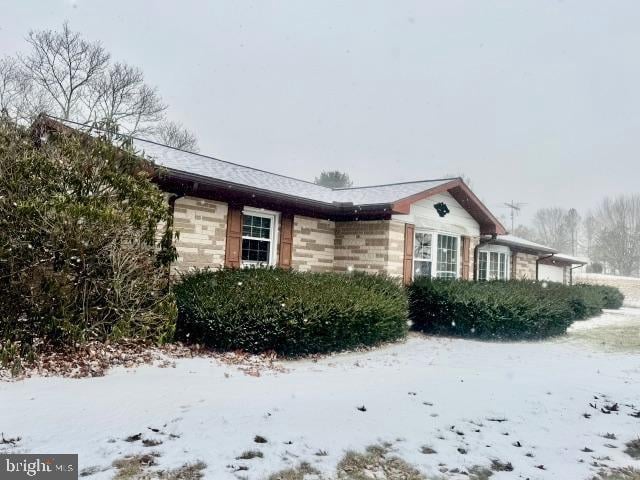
43,116,456,207
493,234,558,254
133,139,455,206
553,253,589,264
490,234,589,263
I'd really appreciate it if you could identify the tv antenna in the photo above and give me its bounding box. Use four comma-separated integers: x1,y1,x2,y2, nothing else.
503,201,526,232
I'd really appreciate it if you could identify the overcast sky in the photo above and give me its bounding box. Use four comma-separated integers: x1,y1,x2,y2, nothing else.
1,0,639,226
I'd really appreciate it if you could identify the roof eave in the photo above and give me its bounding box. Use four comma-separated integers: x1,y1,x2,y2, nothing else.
155,167,397,219
488,239,558,255
390,178,507,236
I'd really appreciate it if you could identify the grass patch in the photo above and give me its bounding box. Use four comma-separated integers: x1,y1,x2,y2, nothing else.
336,444,425,480
143,439,163,447
267,462,320,480
112,454,158,480
79,466,103,477
490,459,513,472
592,467,640,480
111,454,205,480
236,450,263,460
158,462,206,480
468,466,494,480
625,438,640,459
567,320,640,353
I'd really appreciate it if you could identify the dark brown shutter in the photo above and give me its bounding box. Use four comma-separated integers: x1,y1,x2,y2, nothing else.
224,205,243,268
403,223,415,285
278,213,294,268
461,236,471,280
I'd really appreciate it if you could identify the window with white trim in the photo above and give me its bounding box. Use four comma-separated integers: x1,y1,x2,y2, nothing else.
413,232,432,278
436,234,458,279
477,248,510,281
241,212,275,265
413,231,460,279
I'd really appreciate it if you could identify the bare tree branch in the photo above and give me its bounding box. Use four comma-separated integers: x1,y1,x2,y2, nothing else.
5,23,195,146
153,120,199,151
532,207,571,252
87,62,167,136
593,195,640,276
20,21,110,120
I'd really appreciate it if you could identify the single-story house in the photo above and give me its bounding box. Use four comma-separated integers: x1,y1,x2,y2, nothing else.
38,116,586,285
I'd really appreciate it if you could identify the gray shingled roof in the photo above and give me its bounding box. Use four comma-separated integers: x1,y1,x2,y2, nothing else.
133,137,453,206
46,116,457,207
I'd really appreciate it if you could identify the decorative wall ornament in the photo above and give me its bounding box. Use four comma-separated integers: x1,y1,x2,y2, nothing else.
434,202,450,217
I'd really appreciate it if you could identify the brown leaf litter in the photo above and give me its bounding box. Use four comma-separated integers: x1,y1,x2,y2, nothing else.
0,341,286,381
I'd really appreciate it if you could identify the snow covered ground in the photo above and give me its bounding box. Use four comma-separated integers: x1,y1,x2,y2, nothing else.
1,310,640,479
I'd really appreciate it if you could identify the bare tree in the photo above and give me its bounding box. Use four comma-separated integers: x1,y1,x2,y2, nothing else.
565,208,581,256
512,224,536,241
4,22,177,140
532,207,571,252
20,22,110,121
0,57,22,119
582,212,598,259
88,63,166,136
593,195,640,276
0,56,51,123
154,120,199,151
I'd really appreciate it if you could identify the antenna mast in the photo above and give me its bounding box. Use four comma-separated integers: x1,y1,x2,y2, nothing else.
503,201,526,232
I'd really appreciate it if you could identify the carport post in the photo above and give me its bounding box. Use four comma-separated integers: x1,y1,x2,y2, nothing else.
569,264,585,285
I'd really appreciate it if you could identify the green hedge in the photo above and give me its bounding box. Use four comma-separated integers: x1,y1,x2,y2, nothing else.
408,279,624,340
174,268,408,355
576,283,624,310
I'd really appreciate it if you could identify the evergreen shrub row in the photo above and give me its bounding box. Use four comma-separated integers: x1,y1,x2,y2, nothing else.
407,279,624,340
174,268,409,355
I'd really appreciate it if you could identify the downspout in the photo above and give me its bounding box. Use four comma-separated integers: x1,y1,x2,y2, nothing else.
536,254,555,282
166,192,185,280
569,264,585,285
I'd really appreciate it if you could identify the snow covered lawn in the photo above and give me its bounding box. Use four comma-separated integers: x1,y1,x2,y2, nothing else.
2,309,640,480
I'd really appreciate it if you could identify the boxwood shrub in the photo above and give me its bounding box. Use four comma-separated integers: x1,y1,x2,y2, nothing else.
408,279,624,340
174,268,408,355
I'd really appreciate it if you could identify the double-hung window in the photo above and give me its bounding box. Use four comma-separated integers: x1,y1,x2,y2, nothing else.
436,234,458,279
413,231,459,279
241,212,276,266
477,248,509,280
413,232,432,278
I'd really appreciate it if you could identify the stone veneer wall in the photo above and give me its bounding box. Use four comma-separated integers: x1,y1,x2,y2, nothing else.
334,220,405,277
386,220,405,277
172,196,228,273
512,251,538,280
291,215,336,272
